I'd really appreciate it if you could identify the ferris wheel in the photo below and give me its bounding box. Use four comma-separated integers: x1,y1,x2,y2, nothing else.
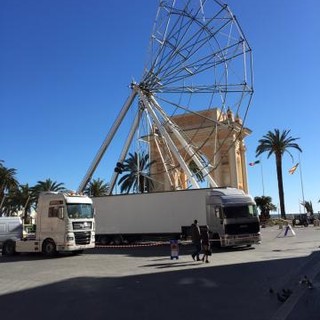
78,0,253,194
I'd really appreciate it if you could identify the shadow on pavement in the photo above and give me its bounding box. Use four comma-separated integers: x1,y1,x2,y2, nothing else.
1,253,320,320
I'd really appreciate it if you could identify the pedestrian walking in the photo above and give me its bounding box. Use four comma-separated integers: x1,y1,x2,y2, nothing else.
191,219,201,261
201,225,211,263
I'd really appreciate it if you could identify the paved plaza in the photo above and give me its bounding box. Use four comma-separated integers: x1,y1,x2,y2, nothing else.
1,225,320,320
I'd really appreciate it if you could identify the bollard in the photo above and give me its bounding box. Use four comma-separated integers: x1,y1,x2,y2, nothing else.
170,240,179,259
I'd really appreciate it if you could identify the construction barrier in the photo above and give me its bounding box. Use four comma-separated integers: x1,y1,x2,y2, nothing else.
170,240,179,259
277,222,296,238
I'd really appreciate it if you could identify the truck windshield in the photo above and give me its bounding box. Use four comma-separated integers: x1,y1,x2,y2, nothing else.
67,204,94,219
223,204,257,219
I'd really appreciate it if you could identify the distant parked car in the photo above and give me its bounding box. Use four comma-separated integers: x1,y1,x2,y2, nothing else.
292,214,313,227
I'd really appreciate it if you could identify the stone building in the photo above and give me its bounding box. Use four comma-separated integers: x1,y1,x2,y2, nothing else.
148,108,251,193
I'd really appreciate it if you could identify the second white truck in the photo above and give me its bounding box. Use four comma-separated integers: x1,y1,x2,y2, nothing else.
2,192,95,256
93,187,261,247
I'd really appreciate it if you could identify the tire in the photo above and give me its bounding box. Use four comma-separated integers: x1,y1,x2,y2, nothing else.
113,234,124,245
42,239,57,257
99,235,109,245
2,240,16,256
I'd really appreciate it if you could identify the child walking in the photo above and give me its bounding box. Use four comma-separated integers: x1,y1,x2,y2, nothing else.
201,225,211,263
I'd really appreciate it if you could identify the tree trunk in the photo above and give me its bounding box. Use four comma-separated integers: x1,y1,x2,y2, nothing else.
275,154,286,219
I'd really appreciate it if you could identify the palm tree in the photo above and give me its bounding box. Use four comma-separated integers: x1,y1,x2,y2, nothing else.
32,178,65,195
254,195,277,220
301,200,313,214
84,178,109,197
256,129,302,219
9,184,36,223
189,159,205,182
118,152,156,194
0,164,19,214
32,179,66,206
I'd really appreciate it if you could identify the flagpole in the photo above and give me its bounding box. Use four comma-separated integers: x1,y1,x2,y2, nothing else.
259,158,265,196
298,153,306,213
249,159,265,196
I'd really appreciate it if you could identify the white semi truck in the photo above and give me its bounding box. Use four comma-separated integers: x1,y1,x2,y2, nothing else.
93,187,261,247
1,192,95,256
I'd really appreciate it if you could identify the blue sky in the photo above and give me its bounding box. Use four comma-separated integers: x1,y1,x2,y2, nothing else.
1,0,319,214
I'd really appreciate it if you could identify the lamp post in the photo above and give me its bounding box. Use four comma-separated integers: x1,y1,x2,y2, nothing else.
298,153,306,214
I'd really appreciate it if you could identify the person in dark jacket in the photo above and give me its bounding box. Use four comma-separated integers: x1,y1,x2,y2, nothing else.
201,225,211,263
191,219,201,261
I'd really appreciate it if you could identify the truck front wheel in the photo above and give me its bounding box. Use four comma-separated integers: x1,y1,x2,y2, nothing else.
42,239,57,257
2,240,16,256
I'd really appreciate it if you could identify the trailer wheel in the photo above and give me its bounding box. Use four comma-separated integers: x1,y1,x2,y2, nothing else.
113,234,124,245
42,239,57,257
2,240,16,256
99,236,109,245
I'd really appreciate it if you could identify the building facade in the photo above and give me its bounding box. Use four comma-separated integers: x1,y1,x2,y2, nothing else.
148,108,251,193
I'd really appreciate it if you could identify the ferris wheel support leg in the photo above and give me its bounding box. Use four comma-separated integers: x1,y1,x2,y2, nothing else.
139,92,200,189
149,95,218,188
108,108,143,195
144,110,175,188
77,88,138,193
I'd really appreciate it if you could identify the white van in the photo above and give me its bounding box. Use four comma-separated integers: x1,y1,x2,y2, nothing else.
0,217,23,255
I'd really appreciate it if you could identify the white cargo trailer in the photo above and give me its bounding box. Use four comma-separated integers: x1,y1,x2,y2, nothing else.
93,187,261,247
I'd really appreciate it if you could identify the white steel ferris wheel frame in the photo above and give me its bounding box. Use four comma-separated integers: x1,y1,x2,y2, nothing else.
78,83,218,194
77,0,253,194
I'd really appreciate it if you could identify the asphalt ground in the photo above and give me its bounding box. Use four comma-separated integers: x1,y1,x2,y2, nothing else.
1,225,320,320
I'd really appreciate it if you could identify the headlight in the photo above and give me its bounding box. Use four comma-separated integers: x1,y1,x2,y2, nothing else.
66,235,74,241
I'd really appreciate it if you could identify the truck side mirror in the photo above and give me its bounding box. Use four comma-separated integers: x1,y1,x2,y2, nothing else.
58,207,64,219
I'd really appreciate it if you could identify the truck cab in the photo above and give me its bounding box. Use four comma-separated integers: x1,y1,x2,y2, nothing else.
6,192,95,256
206,188,261,247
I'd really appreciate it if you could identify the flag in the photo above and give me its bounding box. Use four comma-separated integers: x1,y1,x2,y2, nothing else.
249,160,260,166
289,163,299,175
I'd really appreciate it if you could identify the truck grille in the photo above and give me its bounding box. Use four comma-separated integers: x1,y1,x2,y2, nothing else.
72,221,92,230
74,231,91,245
224,221,259,235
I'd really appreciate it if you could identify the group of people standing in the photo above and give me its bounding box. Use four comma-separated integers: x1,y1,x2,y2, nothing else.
191,219,211,263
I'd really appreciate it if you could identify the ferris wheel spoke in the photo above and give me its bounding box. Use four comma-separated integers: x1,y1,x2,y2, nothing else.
144,3,241,87
158,40,243,83
155,84,249,94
